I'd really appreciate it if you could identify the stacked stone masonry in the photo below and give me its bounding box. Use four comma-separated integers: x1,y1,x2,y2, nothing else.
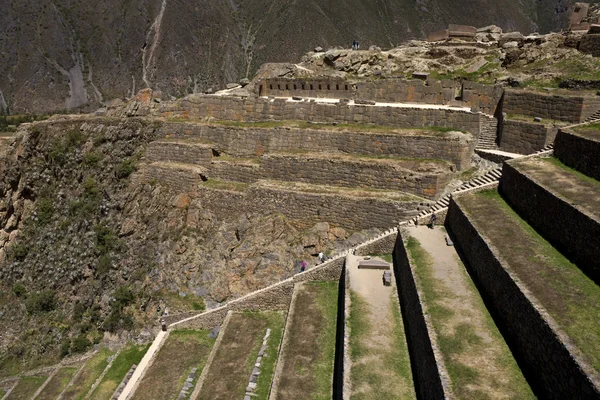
500,161,600,283
499,120,557,154
504,90,600,123
554,128,600,181
446,196,600,399
146,140,213,164
171,257,344,330
159,122,476,170
258,78,503,115
392,233,448,399
159,96,484,135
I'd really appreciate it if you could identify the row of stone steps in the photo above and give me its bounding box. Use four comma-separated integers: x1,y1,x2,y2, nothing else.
584,109,600,123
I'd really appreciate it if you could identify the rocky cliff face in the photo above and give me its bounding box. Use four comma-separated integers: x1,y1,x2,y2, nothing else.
0,117,368,375
0,0,580,114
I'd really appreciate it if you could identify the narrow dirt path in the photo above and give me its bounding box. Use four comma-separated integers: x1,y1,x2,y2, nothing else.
407,226,533,399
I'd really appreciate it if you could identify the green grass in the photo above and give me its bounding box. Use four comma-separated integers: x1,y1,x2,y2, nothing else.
247,312,286,399
311,282,339,400
89,344,150,400
406,235,534,399
37,367,78,398
348,291,415,399
505,113,568,126
573,122,600,137
368,253,393,263
5,375,47,400
170,330,215,398
200,179,249,192
473,189,600,371
154,290,206,314
61,347,114,400
544,157,600,190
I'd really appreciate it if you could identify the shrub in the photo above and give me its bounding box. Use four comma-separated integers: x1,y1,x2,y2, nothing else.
25,290,56,314
115,157,137,179
94,223,118,254
96,254,111,276
71,335,92,353
10,243,28,261
72,302,85,322
114,286,135,308
36,197,54,225
12,283,26,298
60,340,71,358
83,152,103,167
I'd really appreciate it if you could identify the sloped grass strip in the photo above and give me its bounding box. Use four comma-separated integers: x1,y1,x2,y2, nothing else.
61,348,114,400
274,282,339,400
406,236,534,399
5,375,47,400
36,367,78,398
89,343,150,400
348,290,415,400
464,190,600,372
198,312,284,400
131,329,214,400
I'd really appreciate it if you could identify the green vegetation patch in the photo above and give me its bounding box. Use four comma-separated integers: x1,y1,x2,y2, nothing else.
200,179,249,192
572,123,600,140
133,329,214,400
348,290,415,400
4,375,47,400
37,367,79,398
61,348,115,400
198,311,285,400
462,190,600,371
89,343,150,400
406,236,533,399
274,281,338,400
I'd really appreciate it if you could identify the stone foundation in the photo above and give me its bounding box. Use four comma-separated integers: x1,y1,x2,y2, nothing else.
554,128,600,180
499,120,556,154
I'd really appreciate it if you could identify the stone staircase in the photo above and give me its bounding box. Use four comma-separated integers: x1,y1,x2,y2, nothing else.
584,109,600,123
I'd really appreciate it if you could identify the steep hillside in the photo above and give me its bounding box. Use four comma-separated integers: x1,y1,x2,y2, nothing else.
0,0,585,114
0,118,367,376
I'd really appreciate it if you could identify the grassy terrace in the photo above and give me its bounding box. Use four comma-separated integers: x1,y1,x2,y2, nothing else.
199,179,250,192
457,190,600,372
274,282,339,400
198,311,285,400
132,330,214,400
89,343,149,400
505,113,569,126
5,375,47,400
511,157,600,218
36,367,79,398
256,180,426,202
348,290,415,400
62,348,115,400
406,234,534,399
572,123,600,140
201,120,462,136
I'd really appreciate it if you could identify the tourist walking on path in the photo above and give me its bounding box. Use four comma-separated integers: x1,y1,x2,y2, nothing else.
429,213,437,229
301,261,307,272
352,39,357,50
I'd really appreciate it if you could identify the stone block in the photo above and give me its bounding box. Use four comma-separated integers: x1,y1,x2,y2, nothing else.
427,29,449,42
569,2,590,29
579,33,600,56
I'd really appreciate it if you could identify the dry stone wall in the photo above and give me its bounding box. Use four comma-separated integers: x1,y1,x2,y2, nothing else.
259,78,503,115
392,232,449,399
500,161,600,283
142,163,206,193
207,161,260,183
260,155,452,200
499,120,557,154
354,233,396,256
446,196,600,399
554,128,600,180
159,95,483,135
146,141,213,164
503,90,599,123
170,257,345,329
159,122,476,171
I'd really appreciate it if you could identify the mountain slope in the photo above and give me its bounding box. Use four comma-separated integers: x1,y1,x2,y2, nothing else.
0,0,584,114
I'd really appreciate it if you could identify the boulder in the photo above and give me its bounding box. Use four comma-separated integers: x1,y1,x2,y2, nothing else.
477,25,503,34
502,41,520,49
580,33,600,56
239,78,250,87
226,83,239,89
314,46,324,53
499,32,524,46
589,24,600,34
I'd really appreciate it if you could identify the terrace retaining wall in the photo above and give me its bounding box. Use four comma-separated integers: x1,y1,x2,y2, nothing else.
499,120,557,154
159,96,483,136
503,90,600,123
500,161,600,284
446,196,600,399
392,232,450,400
159,122,476,170
170,257,345,330
554,128,600,181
